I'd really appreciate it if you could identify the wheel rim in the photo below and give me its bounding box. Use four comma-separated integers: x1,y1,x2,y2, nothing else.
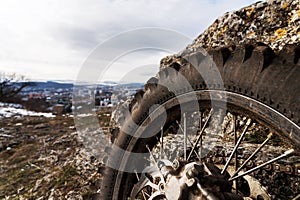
109,90,300,199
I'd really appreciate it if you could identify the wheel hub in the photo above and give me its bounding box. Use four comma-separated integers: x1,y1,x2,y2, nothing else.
131,158,244,200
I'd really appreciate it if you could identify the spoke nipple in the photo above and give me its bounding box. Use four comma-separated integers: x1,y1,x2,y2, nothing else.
285,149,294,155
246,119,252,126
267,132,273,138
296,164,300,174
247,161,254,168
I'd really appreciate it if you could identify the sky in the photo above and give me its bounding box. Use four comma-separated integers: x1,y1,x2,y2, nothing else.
0,0,258,83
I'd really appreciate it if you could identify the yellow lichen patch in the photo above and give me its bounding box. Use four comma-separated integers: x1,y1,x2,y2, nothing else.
218,25,228,36
297,10,300,16
282,2,289,10
269,37,276,42
223,25,228,32
246,7,254,18
247,32,256,37
275,29,287,38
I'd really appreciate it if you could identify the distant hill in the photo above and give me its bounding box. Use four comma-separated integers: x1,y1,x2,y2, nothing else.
17,81,73,91
18,81,143,90
117,82,144,89
33,81,74,89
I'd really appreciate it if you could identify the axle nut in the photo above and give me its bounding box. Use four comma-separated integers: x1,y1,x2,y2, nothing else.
172,159,180,170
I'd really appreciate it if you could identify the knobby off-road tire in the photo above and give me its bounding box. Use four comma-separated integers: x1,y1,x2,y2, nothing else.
100,43,300,200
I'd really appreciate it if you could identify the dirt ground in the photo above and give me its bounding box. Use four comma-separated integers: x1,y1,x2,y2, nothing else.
0,113,109,199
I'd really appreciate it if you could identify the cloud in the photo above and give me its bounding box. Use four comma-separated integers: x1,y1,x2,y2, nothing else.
0,0,259,82
54,26,99,49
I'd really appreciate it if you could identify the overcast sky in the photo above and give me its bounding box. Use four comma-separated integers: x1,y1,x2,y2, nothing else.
0,0,258,83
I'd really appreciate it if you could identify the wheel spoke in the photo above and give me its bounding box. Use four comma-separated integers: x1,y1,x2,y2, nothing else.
145,192,151,198
233,115,238,194
160,126,164,160
199,111,202,161
292,194,300,200
229,149,295,181
133,107,299,200
146,145,161,173
187,137,202,160
145,144,167,189
187,108,213,161
231,132,273,178
176,121,201,160
134,170,147,200
183,113,187,160
234,115,238,171
221,118,252,174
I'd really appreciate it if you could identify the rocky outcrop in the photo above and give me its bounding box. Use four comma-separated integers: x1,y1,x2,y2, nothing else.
161,0,300,67
190,0,300,51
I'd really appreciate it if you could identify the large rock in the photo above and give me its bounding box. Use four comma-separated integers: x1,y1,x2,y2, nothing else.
189,0,300,51
161,0,300,69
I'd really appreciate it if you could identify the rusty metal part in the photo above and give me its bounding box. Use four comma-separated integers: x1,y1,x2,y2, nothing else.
205,146,300,199
232,133,273,177
229,149,295,181
131,144,299,199
131,159,244,200
207,154,300,177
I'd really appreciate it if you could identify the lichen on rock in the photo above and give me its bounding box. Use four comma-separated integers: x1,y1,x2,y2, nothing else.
189,0,300,52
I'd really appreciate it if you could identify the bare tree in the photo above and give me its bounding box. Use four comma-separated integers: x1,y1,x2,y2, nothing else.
0,73,35,102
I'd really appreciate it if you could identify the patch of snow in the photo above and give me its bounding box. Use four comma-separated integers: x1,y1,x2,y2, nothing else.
0,105,55,118
0,133,13,138
76,113,94,117
0,102,22,108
